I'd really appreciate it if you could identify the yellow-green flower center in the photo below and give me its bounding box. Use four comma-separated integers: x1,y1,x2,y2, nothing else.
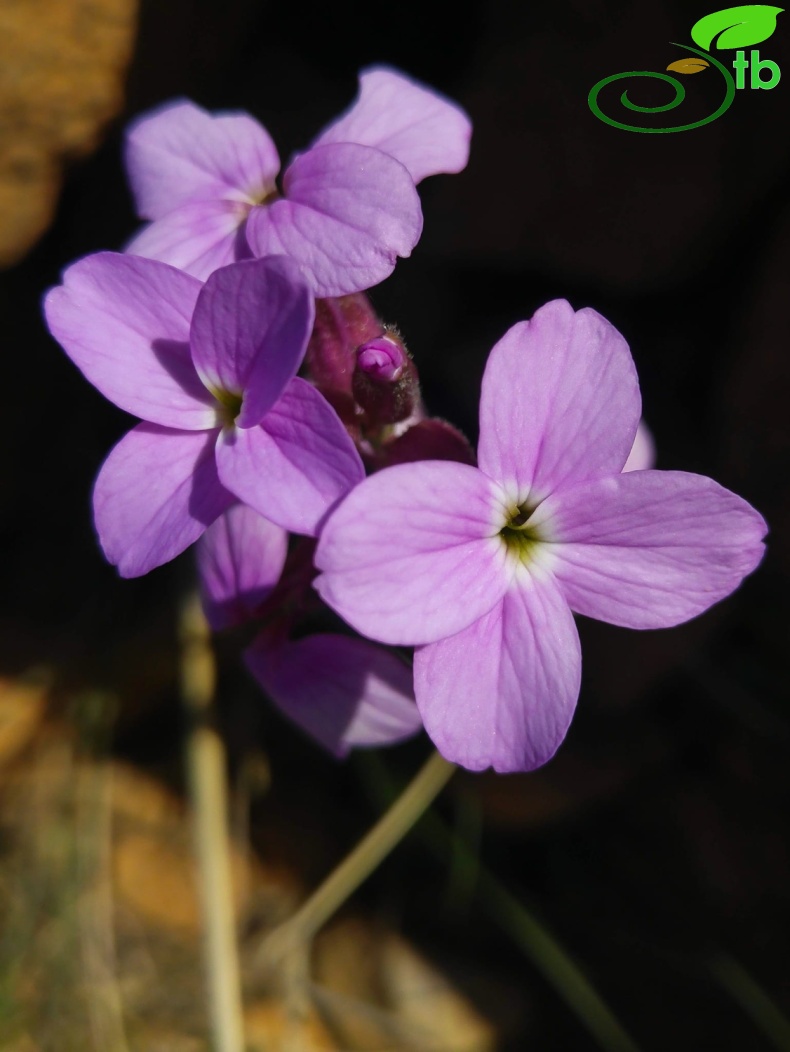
214,388,243,427
499,504,541,565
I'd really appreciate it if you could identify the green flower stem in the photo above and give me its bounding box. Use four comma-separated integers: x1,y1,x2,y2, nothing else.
360,753,642,1052
180,593,245,1052
256,749,456,968
709,953,790,1050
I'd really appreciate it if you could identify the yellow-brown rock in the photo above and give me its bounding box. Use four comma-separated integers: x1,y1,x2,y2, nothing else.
0,0,138,267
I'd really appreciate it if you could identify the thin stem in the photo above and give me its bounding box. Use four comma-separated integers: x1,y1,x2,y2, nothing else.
180,593,245,1052
256,750,455,968
75,694,130,1052
710,953,790,1050
360,753,642,1052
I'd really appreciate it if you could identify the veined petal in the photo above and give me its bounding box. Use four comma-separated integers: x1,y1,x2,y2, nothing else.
93,424,233,578
246,633,421,757
189,257,314,427
245,143,422,298
125,99,280,219
197,504,288,630
414,573,581,773
477,300,641,503
315,461,513,645
44,253,215,429
532,470,768,629
623,420,656,472
125,200,247,282
312,66,472,184
216,378,364,535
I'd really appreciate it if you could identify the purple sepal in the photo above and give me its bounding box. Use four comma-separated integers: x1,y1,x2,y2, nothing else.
377,418,476,468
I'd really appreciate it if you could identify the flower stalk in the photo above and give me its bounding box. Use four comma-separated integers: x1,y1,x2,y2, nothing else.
256,749,455,969
180,592,245,1052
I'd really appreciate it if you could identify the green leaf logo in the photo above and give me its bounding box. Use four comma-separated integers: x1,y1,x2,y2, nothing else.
691,5,783,50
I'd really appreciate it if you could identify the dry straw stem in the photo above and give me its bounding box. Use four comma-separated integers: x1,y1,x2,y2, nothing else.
180,592,245,1052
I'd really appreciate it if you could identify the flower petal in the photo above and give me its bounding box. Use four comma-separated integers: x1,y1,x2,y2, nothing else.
623,420,656,472
246,633,421,757
125,99,280,219
216,378,364,535
197,504,288,630
125,200,247,282
245,143,422,298
44,253,216,429
312,66,472,184
189,257,314,427
414,573,581,773
477,300,641,502
94,424,233,577
315,461,513,645
532,470,768,629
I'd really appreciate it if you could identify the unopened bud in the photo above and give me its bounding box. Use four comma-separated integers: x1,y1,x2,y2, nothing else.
305,295,383,394
352,333,419,426
356,336,407,383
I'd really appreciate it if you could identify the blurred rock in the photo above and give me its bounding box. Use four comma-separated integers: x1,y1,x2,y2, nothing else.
0,677,47,769
0,0,138,267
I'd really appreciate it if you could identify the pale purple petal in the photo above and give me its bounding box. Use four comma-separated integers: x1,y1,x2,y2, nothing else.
312,66,472,183
125,200,248,281
414,573,581,773
623,420,656,472
246,633,421,757
531,470,768,629
44,253,216,429
93,424,234,578
245,143,422,298
197,504,288,630
216,378,364,535
125,99,280,219
315,461,513,645
189,257,314,426
477,300,641,502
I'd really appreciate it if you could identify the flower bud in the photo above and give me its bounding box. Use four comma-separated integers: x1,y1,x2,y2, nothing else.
352,332,420,426
305,294,384,394
356,337,406,382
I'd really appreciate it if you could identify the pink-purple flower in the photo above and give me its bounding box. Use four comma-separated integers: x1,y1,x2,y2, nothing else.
124,67,472,297
314,300,767,773
44,253,364,577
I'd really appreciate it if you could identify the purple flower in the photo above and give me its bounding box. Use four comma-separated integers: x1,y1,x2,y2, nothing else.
314,300,767,773
124,67,472,297
198,504,421,757
44,253,364,577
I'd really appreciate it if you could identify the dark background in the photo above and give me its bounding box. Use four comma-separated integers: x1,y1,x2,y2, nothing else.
2,1,789,1048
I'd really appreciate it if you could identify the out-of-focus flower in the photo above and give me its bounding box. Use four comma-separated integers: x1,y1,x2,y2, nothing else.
198,503,421,757
315,300,767,773
44,254,363,577
124,67,472,296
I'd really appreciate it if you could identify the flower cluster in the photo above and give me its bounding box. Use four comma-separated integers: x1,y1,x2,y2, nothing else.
45,68,766,771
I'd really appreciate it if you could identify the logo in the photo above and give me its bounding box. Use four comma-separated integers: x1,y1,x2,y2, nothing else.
588,5,783,132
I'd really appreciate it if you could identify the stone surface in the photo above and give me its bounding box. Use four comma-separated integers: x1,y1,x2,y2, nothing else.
0,0,137,267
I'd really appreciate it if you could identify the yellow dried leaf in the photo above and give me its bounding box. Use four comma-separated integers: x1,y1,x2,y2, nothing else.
666,58,710,75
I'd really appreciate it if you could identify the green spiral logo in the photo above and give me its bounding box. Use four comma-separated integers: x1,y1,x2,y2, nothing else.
588,43,736,133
